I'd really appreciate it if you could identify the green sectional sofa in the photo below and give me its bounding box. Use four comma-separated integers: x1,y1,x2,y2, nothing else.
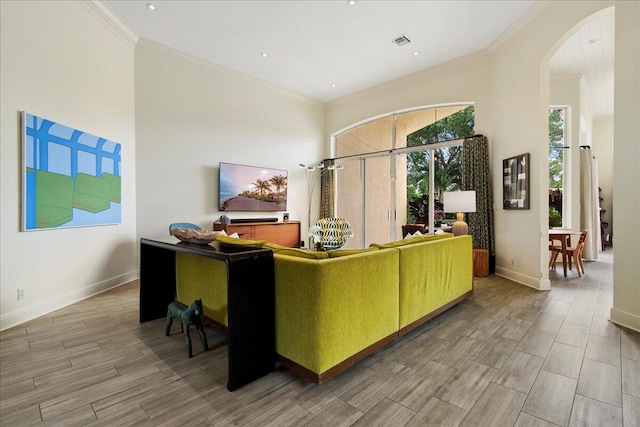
272,246,400,382
371,234,474,334
173,233,473,384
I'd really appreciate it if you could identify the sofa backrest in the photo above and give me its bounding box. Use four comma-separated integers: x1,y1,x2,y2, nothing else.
369,232,454,249
394,235,473,330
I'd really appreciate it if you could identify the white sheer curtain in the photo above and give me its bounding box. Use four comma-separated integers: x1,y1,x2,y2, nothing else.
580,147,601,260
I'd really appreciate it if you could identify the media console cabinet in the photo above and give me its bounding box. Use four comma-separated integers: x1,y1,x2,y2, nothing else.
139,236,275,391
213,220,301,247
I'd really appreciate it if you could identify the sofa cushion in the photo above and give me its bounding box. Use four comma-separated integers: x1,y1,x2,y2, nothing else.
216,234,266,248
370,232,454,249
327,246,379,258
275,248,330,259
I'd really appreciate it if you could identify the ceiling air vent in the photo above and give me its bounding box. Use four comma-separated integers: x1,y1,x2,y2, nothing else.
392,35,412,47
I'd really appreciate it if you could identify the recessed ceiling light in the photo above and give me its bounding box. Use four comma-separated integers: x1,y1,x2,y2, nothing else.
261,53,268,58
413,51,420,56
331,84,337,88
146,3,157,11
348,1,357,5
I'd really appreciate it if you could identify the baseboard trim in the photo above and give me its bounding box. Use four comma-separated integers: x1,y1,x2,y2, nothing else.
610,307,640,333
495,267,549,290
0,271,139,331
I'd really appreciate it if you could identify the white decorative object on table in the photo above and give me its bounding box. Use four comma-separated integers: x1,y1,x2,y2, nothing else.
171,228,221,244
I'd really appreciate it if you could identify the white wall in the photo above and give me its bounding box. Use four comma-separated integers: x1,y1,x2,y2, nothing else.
611,1,640,332
134,39,326,241
0,1,137,330
326,1,615,291
490,2,614,290
326,51,493,138
592,116,614,240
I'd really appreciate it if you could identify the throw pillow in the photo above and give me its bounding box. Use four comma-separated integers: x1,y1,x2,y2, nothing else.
216,234,266,248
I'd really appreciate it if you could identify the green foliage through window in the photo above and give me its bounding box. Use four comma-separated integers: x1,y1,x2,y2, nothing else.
406,106,474,223
549,108,565,226
549,109,565,190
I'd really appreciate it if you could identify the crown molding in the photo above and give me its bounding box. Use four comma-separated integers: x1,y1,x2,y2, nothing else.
79,0,139,48
487,1,554,57
135,38,325,110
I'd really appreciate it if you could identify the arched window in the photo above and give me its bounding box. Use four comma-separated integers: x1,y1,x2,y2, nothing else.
332,105,474,247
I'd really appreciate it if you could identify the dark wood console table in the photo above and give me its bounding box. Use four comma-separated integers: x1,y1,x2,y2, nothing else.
139,236,275,391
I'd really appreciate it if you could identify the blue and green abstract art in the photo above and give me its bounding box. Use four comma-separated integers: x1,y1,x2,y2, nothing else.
22,112,122,230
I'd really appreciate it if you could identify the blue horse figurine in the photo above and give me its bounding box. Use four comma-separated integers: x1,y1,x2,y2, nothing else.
165,299,208,358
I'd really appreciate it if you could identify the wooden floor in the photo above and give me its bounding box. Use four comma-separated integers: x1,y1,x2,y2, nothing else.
1,250,639,426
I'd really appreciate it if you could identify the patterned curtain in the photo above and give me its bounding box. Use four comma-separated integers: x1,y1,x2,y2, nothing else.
463,135,496,272
320,159,335,219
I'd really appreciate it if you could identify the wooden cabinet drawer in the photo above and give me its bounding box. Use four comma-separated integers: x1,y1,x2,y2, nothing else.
228,225,254,239
213,221,300,247
276,223,301,247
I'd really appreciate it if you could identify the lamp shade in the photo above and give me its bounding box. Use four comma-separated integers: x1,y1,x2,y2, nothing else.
444,191,476,213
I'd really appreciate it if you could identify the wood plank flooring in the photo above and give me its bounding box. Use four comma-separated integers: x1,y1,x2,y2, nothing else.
1,250,639,426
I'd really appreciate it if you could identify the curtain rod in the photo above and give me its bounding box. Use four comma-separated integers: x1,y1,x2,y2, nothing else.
326,136,472,163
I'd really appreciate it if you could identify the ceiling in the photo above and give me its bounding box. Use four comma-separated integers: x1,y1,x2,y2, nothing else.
105,1,613,116
550,7,614,118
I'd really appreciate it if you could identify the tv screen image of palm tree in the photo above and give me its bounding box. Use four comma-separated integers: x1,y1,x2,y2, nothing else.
219,163,287,212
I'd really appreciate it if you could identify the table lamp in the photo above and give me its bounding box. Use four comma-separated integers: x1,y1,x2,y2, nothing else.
444,190,476,236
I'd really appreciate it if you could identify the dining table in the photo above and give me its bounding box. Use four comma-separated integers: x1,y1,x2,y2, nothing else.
548,229,581,277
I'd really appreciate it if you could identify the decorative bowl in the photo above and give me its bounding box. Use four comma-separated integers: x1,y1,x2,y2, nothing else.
171,228,221,245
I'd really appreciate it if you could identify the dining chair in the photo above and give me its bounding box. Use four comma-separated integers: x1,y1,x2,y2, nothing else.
550,229,588,276
548,235,568,269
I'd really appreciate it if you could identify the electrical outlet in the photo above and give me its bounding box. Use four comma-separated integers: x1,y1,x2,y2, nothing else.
516,258,521,268
511,258,515,266
17,288,25,301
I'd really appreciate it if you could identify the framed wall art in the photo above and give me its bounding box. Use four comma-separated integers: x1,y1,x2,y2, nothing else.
22,112,122,230
503,153,529,210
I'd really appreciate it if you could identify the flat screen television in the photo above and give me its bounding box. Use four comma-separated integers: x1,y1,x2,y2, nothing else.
219,162,288,212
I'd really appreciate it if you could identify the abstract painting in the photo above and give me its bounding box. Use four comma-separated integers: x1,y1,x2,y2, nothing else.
22,112,122,230
503,153,529,210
